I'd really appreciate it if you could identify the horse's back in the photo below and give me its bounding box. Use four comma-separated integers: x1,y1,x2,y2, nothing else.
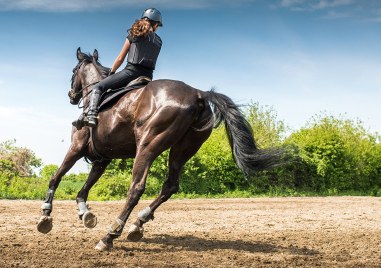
146,79,200,101
136,79,211,126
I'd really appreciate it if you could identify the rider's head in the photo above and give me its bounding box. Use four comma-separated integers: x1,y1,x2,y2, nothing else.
141,8,163,28
130,8,162,37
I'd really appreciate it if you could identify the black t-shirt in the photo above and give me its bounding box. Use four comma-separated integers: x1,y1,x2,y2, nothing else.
126,34,134,43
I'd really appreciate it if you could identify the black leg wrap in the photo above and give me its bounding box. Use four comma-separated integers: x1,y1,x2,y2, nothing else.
44,188,55,203
41,188,55,213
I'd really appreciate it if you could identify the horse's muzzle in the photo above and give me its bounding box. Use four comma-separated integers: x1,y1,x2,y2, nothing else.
68,90,80,105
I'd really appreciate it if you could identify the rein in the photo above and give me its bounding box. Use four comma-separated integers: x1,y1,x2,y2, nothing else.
76,82,98,109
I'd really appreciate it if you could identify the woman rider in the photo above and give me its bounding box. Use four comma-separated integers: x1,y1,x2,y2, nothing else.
73,8,163,128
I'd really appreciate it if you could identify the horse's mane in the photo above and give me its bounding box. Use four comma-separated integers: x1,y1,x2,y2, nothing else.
79,51,110,79
93,57,110,79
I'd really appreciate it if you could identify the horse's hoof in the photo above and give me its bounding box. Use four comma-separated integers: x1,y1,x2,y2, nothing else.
37,216,53,234
82,211,97,229
127,224,144,242
94,240,112,251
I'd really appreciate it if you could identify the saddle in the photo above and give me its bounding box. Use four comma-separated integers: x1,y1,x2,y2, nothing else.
98,76,151,111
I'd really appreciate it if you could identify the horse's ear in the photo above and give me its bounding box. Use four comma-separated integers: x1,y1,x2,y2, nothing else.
93,49,99,61
77,47,84,61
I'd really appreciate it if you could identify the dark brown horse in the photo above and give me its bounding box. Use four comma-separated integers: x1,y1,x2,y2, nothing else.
37,48,286,251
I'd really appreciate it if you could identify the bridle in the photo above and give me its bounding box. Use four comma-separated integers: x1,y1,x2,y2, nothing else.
69,60,99,107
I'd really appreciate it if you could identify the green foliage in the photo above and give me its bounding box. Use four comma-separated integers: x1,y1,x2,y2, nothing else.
180,127,245,194
40,164,59,180
0,159,17,180
0,139,42,177
90,173,131,201
284,114,381,192
55,179,86,200
105,159,133,176
0,175,47,199
246,102,288,147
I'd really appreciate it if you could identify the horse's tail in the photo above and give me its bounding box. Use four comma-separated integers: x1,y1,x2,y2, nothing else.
203,89,287,176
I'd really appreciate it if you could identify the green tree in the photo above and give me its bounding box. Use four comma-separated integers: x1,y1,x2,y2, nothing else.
0,139,42,177
246,102,288,147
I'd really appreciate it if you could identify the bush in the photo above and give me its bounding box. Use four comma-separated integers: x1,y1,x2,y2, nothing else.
285,114,381,192
2,176,47,199
40,164,59,180
90,173,131,201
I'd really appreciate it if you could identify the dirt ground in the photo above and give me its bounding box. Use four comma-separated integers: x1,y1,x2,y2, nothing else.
0,197,380,267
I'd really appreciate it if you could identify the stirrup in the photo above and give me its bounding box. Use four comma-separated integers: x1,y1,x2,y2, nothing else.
86,115,98,127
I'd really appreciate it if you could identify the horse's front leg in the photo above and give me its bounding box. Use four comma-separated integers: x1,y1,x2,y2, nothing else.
37,129,89,234
76,159,110,229
37,150,83,234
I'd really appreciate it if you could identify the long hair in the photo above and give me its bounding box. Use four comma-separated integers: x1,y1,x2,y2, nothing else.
129,19,156,38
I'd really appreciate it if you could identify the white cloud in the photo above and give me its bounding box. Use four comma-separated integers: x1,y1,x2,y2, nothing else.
0,0,254,12
280,0,306,8
280,0,354,10
322,10,351,19
311,0,354,10
276,0,381,22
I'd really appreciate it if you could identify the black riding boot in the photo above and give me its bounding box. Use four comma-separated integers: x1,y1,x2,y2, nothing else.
86,89,102,127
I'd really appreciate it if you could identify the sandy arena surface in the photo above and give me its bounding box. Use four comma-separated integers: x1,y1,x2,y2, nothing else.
0,197,380,267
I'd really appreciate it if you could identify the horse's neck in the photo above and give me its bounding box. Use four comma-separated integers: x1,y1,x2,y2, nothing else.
84,64,103,85
82,64,103,111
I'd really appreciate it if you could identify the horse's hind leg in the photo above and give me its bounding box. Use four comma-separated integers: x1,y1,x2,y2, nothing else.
95,119,193,249
76,159,110,229
37,129,89,234
127,127,212,242
94,146,160,251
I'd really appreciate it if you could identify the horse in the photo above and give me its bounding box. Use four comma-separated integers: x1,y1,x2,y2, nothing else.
37,47,287,251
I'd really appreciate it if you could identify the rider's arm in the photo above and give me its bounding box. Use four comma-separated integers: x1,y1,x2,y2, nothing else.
110,38,131,73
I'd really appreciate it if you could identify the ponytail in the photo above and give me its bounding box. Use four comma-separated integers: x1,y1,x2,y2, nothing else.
129,19,153,38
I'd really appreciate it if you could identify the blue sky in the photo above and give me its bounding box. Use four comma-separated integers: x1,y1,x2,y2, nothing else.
0,0,380,173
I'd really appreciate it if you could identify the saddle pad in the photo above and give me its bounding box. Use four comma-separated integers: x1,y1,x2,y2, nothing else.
98,77,151,111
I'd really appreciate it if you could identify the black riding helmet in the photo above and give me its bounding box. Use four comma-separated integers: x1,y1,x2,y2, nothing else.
141,8,163,27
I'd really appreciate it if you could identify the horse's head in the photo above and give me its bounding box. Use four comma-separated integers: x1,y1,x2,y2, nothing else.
68,47,101,105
